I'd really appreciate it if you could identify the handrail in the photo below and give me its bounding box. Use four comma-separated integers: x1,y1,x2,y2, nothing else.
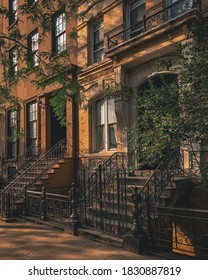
138,149,184,219
2,144,41,172
108,0,202,49
3,139,69,197
79,152,128,207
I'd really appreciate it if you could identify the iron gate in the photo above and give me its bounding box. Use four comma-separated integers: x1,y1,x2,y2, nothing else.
79,166,132,238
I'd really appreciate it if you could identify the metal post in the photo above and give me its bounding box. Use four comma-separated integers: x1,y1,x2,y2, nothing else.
1,192,13,221
98,164,104,231
132,187,144,239
41,187,46,221
69,182,79,235
23,185,27,216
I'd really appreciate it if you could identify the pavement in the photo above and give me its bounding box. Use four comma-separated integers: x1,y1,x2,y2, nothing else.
0,218,164,260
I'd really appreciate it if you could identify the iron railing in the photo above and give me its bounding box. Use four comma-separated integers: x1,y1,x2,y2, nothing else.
150,206,208,259
78,152,128,203
107,0,202,49
2,139,68,197
138,149,184,221
23,188,70,223
1,144,41,184
79,165,131,237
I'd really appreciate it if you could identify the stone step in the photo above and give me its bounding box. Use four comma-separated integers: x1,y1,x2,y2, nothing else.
78,227,123,248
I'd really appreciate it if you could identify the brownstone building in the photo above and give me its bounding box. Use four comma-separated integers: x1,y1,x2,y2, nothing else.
0,0,207,190
1,0,208,258
0,0,207,188
77,0,207,169
0,0,77,191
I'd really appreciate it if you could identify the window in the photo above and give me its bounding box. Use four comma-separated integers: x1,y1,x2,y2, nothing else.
52,11,66,54
94,98,117,152
128,0,146,37
7,110,17,158
9,0,18,25
28,30,39,67
166,0,192,19
92,19,104,63
9,47,18,80
27,101,37,148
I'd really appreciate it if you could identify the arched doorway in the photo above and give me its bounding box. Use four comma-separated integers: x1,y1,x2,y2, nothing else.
135,73,178,170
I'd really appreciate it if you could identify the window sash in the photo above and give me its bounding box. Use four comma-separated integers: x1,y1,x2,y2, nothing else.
129,0,145,26
53,12,66,53
93,20,104,63
10,48,18,74
95,98,117,151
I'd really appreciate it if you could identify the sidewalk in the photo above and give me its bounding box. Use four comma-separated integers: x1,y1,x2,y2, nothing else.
0,219,164,260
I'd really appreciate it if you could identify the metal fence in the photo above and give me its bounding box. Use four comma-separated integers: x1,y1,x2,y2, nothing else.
149,206,208,259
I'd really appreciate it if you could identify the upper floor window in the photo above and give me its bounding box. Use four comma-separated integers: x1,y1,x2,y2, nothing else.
9,47,18,80
52,11,66,54
28,29,39,67
94,98,117,152
166,0,192,19
92,19,104,63
128,0,146,37
9,0,18,26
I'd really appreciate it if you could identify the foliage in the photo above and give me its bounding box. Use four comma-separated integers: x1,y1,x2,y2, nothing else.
128,22,208,186
0,0,87,126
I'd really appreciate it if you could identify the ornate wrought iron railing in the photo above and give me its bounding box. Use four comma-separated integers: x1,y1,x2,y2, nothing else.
150,206,208,258
23,188,70,223
79,165,131,237
107,0,202,49
78,152,128,202
2,139,69,197
1,144,41,184
138,149,184,221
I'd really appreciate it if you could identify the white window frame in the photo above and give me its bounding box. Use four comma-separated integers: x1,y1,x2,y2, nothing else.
9,0,18,25
28,29,39,66
93,98,117,152
28,102,37,147
53,11,66,54
10,47,18,78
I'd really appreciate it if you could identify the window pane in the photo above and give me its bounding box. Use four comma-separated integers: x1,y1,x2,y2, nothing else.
96,125,105,151
107,98,116,124
93,20,104,63
130,0,145,26
56,13,66,35
109,124,117,149
96,99,104,125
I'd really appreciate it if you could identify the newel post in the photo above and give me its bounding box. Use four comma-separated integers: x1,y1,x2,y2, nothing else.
64,182,79,236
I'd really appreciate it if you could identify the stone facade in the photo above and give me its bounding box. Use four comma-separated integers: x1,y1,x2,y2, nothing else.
77,0,207,167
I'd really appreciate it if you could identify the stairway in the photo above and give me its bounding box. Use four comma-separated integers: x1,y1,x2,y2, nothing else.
1,145,41,188
2,139,69,198
78,150,190,248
